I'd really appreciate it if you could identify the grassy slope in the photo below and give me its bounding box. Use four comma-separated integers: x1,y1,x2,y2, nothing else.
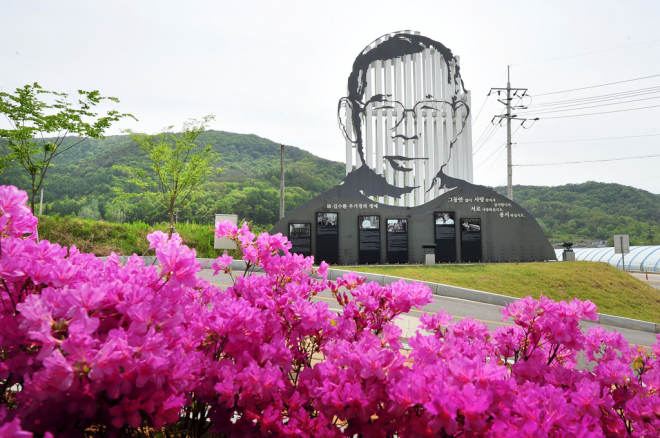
38,216,268,259
349,262,660,323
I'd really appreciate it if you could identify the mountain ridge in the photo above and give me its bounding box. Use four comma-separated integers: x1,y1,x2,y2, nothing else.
1,132,658,244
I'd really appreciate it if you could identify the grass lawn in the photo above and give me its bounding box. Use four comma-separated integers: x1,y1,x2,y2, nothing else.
347,262,660,323
38,216,273,259
38,216,220,258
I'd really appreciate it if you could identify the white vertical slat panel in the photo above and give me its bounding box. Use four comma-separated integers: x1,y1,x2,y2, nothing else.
466,91,474,183
461,94,469,181
384,58,394,204
455,56,467,181
345,96,353,175
423,47,433,204
404,53,414,207
414,50,424,206
394,54,404,202
375,59,384,203
365,65,373,169
453,56,461,180
455,103,464,180
433,52,444,197
443,59,454,179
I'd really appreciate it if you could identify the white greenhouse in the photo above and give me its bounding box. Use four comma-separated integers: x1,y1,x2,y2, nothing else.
554,247,660,272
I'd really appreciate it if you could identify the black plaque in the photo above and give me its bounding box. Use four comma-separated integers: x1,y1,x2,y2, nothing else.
316,212,339,265
386,218,408,264
460,218,482,262
358,215,380,264
434,212,457,262
288,223,311,257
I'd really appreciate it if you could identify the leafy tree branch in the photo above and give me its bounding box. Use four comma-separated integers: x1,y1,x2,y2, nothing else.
114,115,222,233
0,82,135,211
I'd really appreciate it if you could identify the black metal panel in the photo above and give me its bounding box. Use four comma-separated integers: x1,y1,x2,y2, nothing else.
386,218,408,264
358,215,381,264
461,218,482,262
288,223,311,257
434,212,457,262
316,212,339,265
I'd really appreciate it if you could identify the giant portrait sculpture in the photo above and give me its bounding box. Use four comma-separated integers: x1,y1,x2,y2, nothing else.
271,32,556,265
337,32,475,200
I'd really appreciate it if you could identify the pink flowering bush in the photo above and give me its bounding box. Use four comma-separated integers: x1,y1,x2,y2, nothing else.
2,183,660,437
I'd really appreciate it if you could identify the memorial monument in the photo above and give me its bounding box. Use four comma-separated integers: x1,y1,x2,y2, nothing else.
271,31,556,264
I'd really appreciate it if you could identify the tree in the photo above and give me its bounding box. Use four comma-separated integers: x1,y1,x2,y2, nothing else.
114,115,221,233
0,82,134,211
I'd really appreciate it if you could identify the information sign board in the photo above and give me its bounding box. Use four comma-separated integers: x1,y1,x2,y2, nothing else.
358,215,381,264
434,212,457,262
316,212,339,264
386,218,408,264
460,218,482,262
288,223,311,257
614,234,630,254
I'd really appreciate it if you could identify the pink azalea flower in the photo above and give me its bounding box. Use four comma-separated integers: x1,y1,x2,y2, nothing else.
212,253,233,275
3,184,660,437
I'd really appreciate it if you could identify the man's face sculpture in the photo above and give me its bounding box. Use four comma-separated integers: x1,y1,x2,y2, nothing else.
338,33,470,196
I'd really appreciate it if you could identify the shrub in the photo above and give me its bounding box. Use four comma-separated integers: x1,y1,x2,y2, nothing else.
1,184,660,437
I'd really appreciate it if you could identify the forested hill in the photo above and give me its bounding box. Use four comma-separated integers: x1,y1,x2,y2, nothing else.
0,130,345,226
495,182,660,246
2,131,658,243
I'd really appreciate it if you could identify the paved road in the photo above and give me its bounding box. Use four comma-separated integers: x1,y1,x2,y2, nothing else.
199,270,660,348
630,271,660,290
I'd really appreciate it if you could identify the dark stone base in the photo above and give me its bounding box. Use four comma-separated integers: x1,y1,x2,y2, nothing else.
271,182,556,265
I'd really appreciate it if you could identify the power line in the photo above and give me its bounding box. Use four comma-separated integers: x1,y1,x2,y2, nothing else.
532,73,660,97
472,121,499,151
517,133,660,144
536,103,660,119
471,94,490,125
524,86,660,108
476,146,507,182
472,109,505,153
474,141,505,170
512,39,660,68
474,126,521,168
632,174,660,184
472,115,497,146
473,123,502,154
514,153,660,167
519,94,660,116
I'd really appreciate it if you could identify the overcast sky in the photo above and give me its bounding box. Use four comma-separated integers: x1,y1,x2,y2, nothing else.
2,1,660,193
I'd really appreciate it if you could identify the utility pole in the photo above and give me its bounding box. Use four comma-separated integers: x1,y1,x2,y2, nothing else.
506,70,512,200
649,226,654,245
489,66,529,201
280,145,285,219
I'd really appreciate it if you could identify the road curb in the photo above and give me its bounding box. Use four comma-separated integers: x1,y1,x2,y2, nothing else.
108,256,660,335
326,268,660,335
